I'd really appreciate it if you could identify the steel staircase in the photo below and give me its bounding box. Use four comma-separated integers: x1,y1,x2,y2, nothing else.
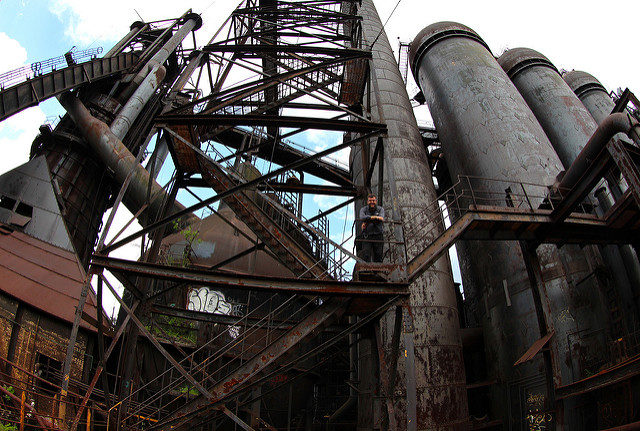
169,124,329,279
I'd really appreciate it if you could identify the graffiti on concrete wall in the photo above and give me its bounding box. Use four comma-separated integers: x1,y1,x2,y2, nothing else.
187,287,242,338
187,287,232,315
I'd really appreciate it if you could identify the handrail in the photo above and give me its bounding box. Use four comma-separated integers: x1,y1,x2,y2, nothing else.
402,175,595,255
0,47,103,89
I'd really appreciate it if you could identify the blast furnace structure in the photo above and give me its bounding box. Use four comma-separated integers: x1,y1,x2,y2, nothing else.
0,1,639,430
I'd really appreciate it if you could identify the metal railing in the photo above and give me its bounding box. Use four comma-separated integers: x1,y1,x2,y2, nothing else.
0,47,103,90
402,174,595,254
118,293,319,429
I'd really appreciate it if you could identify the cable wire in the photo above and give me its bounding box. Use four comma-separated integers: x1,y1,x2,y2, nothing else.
369,0,403,49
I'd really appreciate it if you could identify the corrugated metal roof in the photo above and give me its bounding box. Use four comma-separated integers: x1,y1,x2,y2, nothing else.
0,228,101,331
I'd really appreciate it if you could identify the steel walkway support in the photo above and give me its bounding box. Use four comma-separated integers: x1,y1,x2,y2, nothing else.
152,298,348,431
407,204,640,284
0,52,138,121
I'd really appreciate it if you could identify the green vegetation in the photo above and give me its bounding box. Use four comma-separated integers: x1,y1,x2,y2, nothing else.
178,385,200,397
164,219,202,267
1,386,13,402
151,315,197,345
0,422,17,431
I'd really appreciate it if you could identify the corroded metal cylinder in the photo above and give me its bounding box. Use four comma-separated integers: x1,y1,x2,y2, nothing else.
498,48,598,167
564,70,618,124
564,70,640,312
498,49,631,353
410,22,595,428
357,4,467,430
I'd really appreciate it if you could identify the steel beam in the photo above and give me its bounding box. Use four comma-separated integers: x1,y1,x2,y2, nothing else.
92,255,408,296
102,276,212,398
68,299,140,431
364,136,383,188
258,182,357,196
408,206,640,283
308,196,357,224
157,114,385,132
204,44,369,58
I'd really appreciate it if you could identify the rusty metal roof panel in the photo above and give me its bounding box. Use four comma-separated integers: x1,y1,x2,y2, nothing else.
0,229,101,331
168,124,200,174
338,58,368,107
0,156,75,252
513,330,555,366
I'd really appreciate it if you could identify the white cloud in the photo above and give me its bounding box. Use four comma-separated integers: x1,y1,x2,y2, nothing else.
0,32,27,73
47,0,238,48
0,108,46,176
0,35,47,176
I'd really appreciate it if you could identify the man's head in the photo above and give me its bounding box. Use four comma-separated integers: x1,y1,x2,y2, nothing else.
367,194,377,208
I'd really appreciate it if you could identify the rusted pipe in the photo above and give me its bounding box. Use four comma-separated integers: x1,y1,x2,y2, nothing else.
110,63,166,139
556,112,639,193
59,92,195,226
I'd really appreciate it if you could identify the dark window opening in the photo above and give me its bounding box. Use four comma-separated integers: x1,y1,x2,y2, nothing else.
0,196,16,211
34,353,62,395
15,202,33,218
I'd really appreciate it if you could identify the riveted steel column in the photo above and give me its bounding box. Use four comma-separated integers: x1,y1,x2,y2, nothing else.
410,22,564,429
358,4,468,430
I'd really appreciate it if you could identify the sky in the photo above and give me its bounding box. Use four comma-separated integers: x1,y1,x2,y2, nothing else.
0,0,639,316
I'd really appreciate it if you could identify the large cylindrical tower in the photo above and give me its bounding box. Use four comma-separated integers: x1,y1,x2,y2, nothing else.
497,48,634,338
563,69,640,316
564,70,623,124
410,22,608,428
497,48,597,167
355,4,468,430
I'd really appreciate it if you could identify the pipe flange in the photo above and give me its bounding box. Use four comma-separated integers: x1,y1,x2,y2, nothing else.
184,12,203,31
497,47,557,79
130,21,145,31
409,22,490,80
562,70,608,99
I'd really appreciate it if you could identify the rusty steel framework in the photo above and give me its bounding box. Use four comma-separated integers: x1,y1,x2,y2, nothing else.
4,1,412,430
2,2,640,431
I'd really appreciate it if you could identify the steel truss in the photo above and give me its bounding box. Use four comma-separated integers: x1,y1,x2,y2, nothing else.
41,1,407,430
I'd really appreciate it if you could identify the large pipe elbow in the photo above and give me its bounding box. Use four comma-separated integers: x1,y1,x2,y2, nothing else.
556,112,639,192
59,92,196,226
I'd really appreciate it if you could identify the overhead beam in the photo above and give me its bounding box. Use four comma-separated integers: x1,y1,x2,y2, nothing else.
157,114,385,133
183,178,357,196
204,44,370,58
92,255,408,297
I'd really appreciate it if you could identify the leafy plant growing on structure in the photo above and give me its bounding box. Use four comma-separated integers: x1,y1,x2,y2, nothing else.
178,385,199,397
162,218,202,267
